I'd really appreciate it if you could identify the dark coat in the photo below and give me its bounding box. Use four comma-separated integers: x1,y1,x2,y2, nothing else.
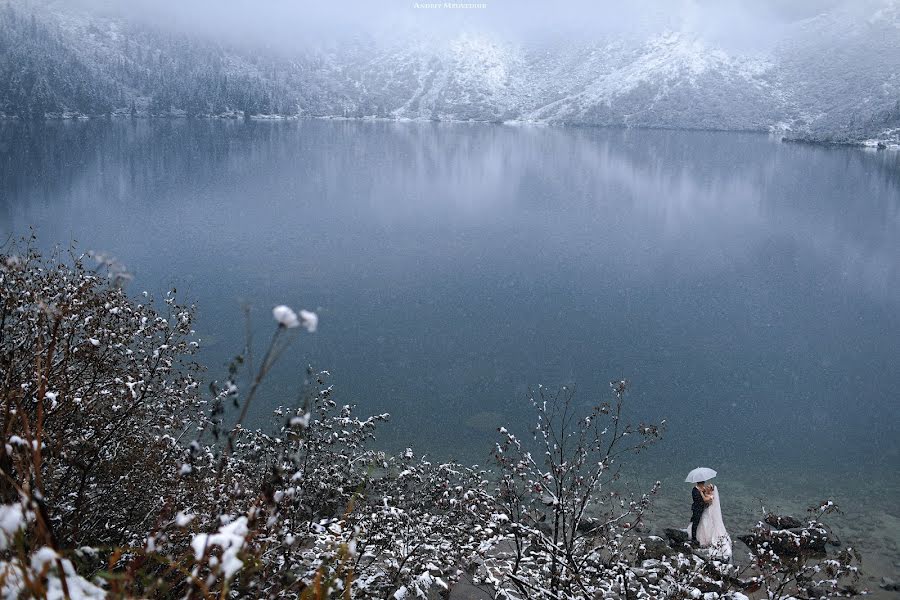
691,486,706,526
689,486,707,541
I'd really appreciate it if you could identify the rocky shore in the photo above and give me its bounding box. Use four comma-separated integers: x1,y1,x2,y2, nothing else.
643,478,900,599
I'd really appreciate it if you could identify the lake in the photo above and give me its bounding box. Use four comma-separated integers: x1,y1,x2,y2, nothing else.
2,119,899,590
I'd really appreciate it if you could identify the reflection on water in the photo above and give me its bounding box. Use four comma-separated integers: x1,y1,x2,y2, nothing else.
2,119,899,477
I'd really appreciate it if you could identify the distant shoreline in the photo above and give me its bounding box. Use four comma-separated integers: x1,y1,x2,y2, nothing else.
2,111,897,151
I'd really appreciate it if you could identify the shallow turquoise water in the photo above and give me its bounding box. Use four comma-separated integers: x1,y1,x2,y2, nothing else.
2,122,898,583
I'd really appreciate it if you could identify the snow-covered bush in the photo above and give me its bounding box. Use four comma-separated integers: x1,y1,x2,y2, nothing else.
0,241,205,539
177,368,496,598
0,241,498,598
477,381,665,599
733,501,861,599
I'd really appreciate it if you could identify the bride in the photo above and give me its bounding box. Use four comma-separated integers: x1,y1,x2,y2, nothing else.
694,482,733,561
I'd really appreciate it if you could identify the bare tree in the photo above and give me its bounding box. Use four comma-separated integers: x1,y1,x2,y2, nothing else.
482,381,664,599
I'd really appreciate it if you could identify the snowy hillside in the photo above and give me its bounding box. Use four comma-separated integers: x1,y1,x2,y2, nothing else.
1,0,898,144
519,33,779,130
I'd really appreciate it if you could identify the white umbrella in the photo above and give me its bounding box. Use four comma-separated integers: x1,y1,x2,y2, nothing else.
685,467,717,483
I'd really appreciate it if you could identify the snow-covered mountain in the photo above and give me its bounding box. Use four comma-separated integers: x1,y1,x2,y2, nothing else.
521,33,780,130
1,0,898,145
318,31,781,130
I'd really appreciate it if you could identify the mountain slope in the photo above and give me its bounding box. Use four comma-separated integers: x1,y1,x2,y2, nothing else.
0,4,122,117
1,0,898,145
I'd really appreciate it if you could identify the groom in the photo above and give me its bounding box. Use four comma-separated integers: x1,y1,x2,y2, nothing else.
690,481,707,545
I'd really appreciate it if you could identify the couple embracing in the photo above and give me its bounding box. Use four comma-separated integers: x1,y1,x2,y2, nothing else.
686,467,733,561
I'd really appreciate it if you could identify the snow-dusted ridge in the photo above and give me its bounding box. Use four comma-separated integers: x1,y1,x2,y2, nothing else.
1,0,898,145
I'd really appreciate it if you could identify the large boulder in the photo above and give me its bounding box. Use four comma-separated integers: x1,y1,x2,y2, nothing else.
663,527,689,546
764,513,804,530
738,524,829,556
638,535,678,561
880,577,900,592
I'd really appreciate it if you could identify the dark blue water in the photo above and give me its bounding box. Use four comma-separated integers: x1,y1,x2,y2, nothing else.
2,119,898,480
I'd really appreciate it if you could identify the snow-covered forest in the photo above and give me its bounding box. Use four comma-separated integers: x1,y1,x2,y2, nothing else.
1,0,899,145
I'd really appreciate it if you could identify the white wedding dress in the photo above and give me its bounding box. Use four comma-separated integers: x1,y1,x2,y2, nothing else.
693,485,733,561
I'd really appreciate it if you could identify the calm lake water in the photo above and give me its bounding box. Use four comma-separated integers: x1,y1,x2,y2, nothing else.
2,120,899,584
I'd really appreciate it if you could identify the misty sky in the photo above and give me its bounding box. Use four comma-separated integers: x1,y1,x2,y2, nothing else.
41,0,873,53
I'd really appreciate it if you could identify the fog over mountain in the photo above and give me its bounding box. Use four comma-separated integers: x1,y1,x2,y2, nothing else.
1,0,898,144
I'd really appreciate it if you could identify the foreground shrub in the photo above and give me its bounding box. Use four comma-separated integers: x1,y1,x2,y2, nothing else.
0,242,203,545
0,243,499,598
480,382,664,599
